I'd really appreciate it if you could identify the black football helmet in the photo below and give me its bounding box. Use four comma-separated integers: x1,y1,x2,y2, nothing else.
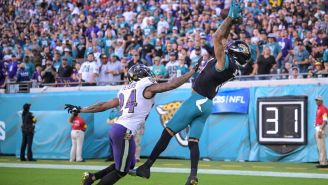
225,40,251,67
127,64,153,82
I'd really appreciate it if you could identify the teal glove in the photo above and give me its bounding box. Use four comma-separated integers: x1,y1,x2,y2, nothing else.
228,0,243,19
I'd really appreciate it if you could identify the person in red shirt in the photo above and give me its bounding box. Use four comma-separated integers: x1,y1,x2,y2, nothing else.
69,109,86,162
314,96,328,168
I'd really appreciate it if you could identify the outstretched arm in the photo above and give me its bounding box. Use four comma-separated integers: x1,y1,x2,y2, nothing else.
143,56,203,98
213,17,234,70
80,98,120,113
213,0,243,70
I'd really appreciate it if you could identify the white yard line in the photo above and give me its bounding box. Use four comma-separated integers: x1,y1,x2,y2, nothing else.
1,163,328,179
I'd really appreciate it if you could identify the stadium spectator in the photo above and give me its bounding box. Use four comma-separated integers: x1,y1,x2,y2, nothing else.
190,46,206,64
69,109,86,162
289,66,303,79
6,55,18,81
58,58,73,79
0,59,6,88
165,52,179,79
71,62,82,84
254,47,276,80
242,35,257,76
151,56,167,82
280,67,289,80
97,54,111,86
293,40,310,75
120,56,129,84
41,59,56,84
52,51,62,72
157,15,169,36
73,37,87,63
40,46,52,66
113,38,126,59
176,55,189,77
314,96,328,168
139,37,155,65
23,56,35,79
323,48,328,69
264,34,282,66
313,62,326,78
306,65,314,78
107,54,123,85
128,52,143,69
16,63,30,83
79,53,98,86
277,30,293,67
62,48,74,66
31,65,42,87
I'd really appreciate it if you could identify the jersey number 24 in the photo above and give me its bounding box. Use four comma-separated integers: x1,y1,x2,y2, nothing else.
119,89,138,113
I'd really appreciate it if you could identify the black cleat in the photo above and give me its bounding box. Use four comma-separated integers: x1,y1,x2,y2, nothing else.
316,164,328,168
185,176,198,185
129,164,151,179
105,157,113,162
82,172,94,185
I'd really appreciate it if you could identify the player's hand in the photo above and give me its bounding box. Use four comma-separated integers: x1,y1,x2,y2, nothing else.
228,0,243,20
192,56,203,72
64,104,81,114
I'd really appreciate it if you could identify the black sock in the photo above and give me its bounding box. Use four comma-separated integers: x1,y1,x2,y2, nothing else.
94,163,115,180
97,170,127,185
188,140,199,177
144,129,173,168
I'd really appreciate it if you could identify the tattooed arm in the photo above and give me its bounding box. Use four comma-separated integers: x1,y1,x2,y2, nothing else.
213,17,234,71
213,0,243,70
80,98,120,113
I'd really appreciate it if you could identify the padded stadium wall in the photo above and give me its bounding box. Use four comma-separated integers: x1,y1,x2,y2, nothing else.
0,78,327,162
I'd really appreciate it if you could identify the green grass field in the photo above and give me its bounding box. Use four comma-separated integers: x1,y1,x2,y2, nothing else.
1,156,328,185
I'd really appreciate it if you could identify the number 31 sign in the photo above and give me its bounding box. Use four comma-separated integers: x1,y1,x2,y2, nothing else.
257,96,308,145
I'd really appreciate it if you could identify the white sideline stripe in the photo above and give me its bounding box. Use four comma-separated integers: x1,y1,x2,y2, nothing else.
1,163,328,179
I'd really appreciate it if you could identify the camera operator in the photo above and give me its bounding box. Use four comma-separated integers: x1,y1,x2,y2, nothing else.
68,107,86,162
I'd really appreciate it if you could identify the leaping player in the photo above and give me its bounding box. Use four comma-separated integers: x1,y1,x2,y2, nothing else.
65,58,203,185
130,0,251,184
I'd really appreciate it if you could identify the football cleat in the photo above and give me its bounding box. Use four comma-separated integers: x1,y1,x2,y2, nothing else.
185,176,198,185
129,164,151,179
81,172,94,185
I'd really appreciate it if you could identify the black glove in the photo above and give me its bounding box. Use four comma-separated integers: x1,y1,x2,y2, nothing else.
192,56,203,72
64,104,81,114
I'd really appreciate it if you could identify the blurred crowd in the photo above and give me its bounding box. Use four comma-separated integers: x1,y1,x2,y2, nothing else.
0,0,327,88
